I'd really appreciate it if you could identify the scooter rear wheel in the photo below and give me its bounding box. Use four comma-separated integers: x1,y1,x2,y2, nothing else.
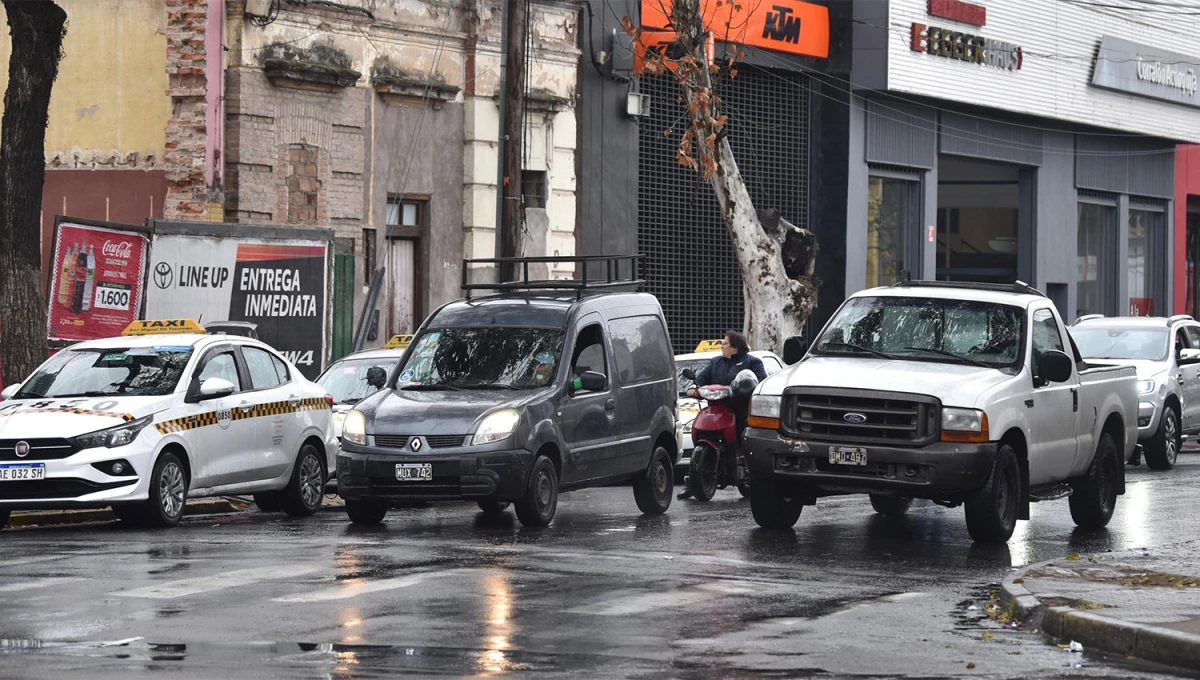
687,444,719,502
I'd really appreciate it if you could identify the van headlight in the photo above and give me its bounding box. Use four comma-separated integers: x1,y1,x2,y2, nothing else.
342,410,367,445
473,409,520,445
75,416,153,449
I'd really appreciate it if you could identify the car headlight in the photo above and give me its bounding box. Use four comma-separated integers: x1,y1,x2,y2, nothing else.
75,415,153,450
342,410,366,445
472,409,520,446
941,407,988,443
1137,379,1156,395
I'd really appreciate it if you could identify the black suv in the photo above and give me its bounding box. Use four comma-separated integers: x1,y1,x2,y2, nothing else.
336,256,679,527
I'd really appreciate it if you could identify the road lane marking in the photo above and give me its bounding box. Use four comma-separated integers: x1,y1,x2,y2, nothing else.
0,556,68,569
567,580,758,616
0,577,85,593
273,569,466,603
114,565,322,599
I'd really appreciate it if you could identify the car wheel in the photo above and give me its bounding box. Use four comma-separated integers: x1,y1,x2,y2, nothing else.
870,495,913,517
140,452,188,528
345,498,388,525
1069,432,1120,529
964,444,1020,543
1144,406,1180,470
280,444,325,517
477,501,511,515
515,456,558,527
686,444,719,502
633,447,674,515
749,475,803,529
253,492,282,513
0,509,10,529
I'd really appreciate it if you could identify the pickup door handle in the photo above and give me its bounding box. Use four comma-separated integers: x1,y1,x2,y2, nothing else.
1071,388,1079,413
605,398,616,412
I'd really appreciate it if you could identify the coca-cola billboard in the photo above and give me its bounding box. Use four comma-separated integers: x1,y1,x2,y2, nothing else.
47,222,148,342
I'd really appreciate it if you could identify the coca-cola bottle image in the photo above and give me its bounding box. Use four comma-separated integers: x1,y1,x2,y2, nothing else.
57,243,76,306
70,244,88,313
81,246,96,312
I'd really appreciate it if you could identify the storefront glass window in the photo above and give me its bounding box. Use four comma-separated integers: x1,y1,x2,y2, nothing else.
1128,208,1164,316
1077,202,1115,317
866,176,914,288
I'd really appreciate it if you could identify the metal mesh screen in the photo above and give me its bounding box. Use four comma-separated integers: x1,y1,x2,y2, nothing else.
638,65,810,353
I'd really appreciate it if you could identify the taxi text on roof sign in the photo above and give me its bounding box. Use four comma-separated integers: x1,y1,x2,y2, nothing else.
121,319,206,336
695,339,724,353
383,334,412,349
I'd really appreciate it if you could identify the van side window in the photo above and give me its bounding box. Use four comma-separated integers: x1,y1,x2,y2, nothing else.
1031,308,1065,379
571,324,607,392
608,316,673,385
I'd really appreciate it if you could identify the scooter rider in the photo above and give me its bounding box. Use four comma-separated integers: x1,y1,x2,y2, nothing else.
678,330,767,500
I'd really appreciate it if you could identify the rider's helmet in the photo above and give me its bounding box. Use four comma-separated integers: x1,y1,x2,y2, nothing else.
730,368,759,399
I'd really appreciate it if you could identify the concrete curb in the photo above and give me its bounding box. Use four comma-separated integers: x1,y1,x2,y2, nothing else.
7,498,243,529
999,557,1200,670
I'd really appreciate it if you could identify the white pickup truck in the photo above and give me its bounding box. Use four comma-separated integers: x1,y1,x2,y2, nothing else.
745,281,1139,543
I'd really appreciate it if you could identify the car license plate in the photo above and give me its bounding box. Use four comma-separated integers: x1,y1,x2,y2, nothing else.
395,463,432,482
0,463,46,481
829,447,867,466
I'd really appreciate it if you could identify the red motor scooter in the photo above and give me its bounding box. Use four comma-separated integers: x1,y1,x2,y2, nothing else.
680,368,758,501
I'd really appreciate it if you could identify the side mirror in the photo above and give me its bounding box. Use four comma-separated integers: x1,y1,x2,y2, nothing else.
680,368,696,382
198,377,237,400
0,383,22,400
1038,350,1074,384
574,371,607,394
1181,348,1200,365
782,336,808,365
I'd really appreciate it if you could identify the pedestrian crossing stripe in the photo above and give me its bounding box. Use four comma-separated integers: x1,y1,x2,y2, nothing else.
154,397,329,435
0,406,135,422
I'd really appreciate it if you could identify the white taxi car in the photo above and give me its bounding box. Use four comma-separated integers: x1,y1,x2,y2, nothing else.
0,319,336,529
315,336,409,450
675,341,786,472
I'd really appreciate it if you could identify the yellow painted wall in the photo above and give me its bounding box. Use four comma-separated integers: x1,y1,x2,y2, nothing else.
0,0,169,161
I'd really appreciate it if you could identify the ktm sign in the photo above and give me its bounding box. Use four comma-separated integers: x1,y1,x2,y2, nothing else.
640,0,829,59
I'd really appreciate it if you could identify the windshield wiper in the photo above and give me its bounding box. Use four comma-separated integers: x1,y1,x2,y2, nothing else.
337,398,362,405
902,346,991,368
456,382,523,391
821,342,897,360
399,384,461,391
44,391,114,398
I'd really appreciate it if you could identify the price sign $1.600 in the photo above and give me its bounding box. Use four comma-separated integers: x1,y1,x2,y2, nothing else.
93,283,132,311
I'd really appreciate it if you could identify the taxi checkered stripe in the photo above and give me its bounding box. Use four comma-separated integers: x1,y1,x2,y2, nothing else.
154,397,329,435
0,406,135,422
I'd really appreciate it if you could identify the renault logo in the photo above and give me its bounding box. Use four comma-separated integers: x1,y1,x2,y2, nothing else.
843,413,868,424
14,441,30,458
410,437,422,452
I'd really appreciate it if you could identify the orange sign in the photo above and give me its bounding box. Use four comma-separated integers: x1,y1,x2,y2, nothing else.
633,29,715,72
640,0,829,59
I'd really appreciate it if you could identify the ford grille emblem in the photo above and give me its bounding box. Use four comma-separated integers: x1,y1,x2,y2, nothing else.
410,437,422,452
843,413,868,424
14,441,30,458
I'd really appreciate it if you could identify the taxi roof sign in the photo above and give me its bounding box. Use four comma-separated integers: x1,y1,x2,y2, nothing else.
695,339,724,353
122,319,206,336
383,334,412,349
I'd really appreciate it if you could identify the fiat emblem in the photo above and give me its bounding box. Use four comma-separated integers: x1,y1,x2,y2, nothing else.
843,413,868,424
14,441,30,458
410,437,423,452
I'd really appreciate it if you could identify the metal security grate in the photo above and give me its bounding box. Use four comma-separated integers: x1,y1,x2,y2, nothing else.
638,65,810,353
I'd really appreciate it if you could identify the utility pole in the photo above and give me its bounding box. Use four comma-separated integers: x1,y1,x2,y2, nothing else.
494,0,526,283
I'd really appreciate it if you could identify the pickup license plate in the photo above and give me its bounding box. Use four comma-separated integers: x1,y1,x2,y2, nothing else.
829,447,867,466
395,463,433,482
0,463,46,481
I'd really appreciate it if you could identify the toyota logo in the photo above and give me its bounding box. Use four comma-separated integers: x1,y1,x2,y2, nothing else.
843,413,868,424
410,437,423,452
153,262,174,289
14,441,30,458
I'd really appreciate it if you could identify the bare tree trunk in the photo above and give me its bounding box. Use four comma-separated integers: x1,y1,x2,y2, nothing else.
499,0,527,282
0,0,67,386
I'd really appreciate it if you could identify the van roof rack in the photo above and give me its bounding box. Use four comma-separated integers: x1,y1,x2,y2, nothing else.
462,255,644,300
1167,314,1195,326
889,279,1046,298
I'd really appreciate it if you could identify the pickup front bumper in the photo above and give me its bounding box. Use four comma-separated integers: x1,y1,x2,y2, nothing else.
744,428,998,499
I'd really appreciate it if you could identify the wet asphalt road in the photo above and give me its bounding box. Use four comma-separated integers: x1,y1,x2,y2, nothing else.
4,457,1200,678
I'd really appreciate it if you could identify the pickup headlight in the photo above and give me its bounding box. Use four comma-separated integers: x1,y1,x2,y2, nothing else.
342,410,366,445
941,407,989,443
75,415,153,450
748,395,782,430
472,409,520,446
1137,379,1156,395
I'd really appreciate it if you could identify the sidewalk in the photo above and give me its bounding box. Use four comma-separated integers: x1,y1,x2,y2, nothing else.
1000,540,1200,671
7,495,347,529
